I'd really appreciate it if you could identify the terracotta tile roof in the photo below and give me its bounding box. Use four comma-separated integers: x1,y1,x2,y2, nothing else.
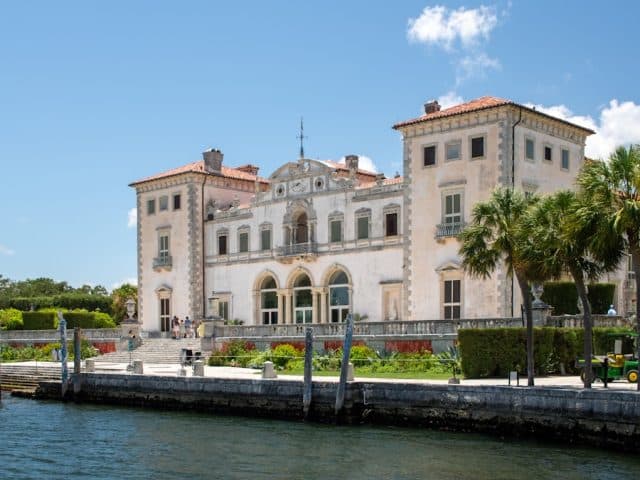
130,161,269,186
321,159,378,177
358,176,404,189
392,96,595,134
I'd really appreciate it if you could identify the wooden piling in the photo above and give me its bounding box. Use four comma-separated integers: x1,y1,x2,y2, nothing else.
303,327,313,419
335,314,353,416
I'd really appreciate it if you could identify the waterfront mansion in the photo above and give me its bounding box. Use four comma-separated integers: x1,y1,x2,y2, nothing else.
130,96,623,334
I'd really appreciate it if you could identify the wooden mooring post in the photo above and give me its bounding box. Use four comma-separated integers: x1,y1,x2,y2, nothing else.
57,312,68,397
303,327,313,419
335,313,353,416
73,327,82,394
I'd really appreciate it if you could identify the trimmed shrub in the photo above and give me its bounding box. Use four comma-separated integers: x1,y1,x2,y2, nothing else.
94,312,116,328
587,283,616,314
63,312,96,329
542,282,578,315
271,344,302,369
349,345,379,367
0,294,112,314
459,326,636,378
0,308,23,330
22,311,57,330
208,340,256,367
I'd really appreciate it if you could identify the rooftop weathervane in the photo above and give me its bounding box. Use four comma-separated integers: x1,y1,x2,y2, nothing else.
297,117,307,159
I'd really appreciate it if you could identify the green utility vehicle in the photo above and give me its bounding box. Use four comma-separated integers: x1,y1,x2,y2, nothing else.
577,333,638,383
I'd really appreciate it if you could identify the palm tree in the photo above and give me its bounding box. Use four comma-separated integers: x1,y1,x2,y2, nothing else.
522,190,622,388
577,145,640,390
459,187,538,386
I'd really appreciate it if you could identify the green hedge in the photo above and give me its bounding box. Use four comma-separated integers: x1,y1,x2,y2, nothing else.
63,312,96,329
587,283,616,314
542,282,617,315
0,294,112,314
459,327,635,378
22,311,57,330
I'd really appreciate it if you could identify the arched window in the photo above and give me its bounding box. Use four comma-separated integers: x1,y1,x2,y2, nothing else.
294,274,313,323
260,276,278,324
329,271,350,323
293,212,308,244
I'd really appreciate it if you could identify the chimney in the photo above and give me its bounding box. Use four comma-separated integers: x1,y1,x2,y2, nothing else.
236,164,260,176
203,148,223,173
424,100,441,115
345,154,359,171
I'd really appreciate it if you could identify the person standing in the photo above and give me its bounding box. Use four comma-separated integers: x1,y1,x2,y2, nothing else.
171,316,180,339
185,316,193,338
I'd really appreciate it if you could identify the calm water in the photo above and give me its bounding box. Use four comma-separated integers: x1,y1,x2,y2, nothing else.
1,396,639,480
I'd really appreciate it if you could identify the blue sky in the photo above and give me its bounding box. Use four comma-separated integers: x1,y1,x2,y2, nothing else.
1,1,639,290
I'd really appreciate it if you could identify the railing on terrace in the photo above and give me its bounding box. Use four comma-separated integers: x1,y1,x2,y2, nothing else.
435,222,465,238
153,255,172,268
214,318,523,339
277,242,318,257
547,315,631,329
0,328,122,343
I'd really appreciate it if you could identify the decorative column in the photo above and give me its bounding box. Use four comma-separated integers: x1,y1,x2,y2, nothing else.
320,288,328,324
277,290,285,325
285,291,293,324
312,288,319,324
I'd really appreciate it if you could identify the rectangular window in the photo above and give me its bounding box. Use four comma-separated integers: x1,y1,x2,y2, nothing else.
444,193,462,224
159,234,169,259
445,141,461,161
160,298,170,332
385,212,398,237
423,145,436,166
471,136,485,159
357,216,369,240
159,196,168,211
218,301,229,321
330,219,342,243
261,228,271,250
525,138,535,161
173,194,181,210
218,235,227,255
443,279,461,320
147,199,155,215
239,232,249,253
561,149,570,170
544,146,552,162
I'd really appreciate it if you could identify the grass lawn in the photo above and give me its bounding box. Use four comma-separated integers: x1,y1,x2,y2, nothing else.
279,369,453,380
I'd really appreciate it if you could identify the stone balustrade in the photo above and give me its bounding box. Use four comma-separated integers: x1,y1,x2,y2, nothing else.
0,328,121,344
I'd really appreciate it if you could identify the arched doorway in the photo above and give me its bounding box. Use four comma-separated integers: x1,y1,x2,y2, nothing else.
260,276,278,324
329,270,350,323
294,273,313,323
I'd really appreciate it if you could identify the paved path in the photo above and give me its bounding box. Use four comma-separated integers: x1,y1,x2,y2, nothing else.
8,360,639,391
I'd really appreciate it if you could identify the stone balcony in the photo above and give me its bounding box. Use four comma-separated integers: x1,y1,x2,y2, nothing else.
435,222,465,239
153,255,172,269
277,242,318,257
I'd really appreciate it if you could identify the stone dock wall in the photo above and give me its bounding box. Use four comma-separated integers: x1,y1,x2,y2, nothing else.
36,374,640,451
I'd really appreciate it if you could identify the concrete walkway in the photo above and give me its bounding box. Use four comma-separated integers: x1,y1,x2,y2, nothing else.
8,360,639,391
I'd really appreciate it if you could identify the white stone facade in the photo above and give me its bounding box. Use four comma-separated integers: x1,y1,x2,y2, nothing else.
131,96,633,333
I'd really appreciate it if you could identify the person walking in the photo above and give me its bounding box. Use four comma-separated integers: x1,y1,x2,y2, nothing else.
185,316,193,338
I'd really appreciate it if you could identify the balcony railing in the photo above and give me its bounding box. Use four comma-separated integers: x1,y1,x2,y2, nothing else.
153,255,172,269
435,222,465,238
214,317,523,339
277,242,318,257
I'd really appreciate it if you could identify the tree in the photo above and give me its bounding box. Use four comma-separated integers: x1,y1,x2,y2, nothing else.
459,187,539,386
522,190,622,388
111,283,138,323
577,145,640,390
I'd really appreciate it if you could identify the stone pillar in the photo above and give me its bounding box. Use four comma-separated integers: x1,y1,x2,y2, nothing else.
285,292,292,324
85,359,95,373
531,303,551,327
193,361,205,376
263,361,277,379
320,288,328,324
312,289,318,324
133,360,144,375
277,290,285,325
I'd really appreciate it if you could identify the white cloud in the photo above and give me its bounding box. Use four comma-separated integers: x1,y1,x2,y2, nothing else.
111,277,138,290
337,155,378,173
0,244,15,256
407,5,498,50
455,53,500,85
437,91,464,109
127,208,137,228
524,99,640,159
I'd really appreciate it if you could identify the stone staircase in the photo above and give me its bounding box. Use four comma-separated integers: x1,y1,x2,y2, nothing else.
95,338,210,364
1,364,61,394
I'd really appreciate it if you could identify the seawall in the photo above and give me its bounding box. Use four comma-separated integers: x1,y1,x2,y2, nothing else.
36,374,640,451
